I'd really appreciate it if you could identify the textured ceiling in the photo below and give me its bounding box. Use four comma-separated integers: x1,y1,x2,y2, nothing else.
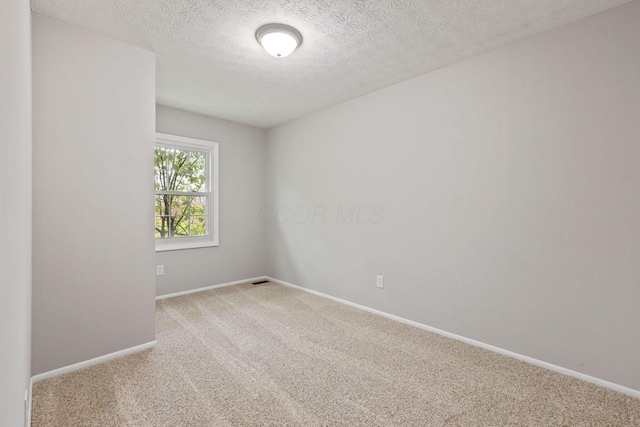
31,0,632,128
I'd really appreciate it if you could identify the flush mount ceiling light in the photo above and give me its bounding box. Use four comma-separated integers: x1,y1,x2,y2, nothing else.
256,23,302,58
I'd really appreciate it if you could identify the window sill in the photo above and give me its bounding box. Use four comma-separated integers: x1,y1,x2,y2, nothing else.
155,240,219,252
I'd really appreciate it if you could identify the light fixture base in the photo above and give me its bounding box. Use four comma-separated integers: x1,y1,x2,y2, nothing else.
256,23,303,58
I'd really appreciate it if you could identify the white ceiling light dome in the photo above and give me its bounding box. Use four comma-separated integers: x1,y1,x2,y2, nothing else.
256,23,302,58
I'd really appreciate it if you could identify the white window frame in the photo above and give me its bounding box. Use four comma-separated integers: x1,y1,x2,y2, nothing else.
155,132,219,251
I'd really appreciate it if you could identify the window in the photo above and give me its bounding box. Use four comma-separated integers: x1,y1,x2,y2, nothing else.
155,133,218,251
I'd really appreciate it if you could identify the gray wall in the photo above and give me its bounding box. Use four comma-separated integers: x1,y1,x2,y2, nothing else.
32,14,156,375
265,2,640,391
156,105,267,297
0,0,31,424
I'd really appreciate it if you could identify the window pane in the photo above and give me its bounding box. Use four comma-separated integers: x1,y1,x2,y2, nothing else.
155,216,170,238
154,194,208,239
155,195,171,238
155,147,206,192
190,215,206,236
155,195,167,216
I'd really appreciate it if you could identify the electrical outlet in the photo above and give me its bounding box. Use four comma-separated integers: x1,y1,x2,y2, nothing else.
376,275,384,289
156,265,164,276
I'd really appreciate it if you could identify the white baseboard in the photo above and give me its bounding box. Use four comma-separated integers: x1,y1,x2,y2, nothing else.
31,340,157,384
34,277,637,400
26,377,32,427
265,276,640,400
156,276,268,300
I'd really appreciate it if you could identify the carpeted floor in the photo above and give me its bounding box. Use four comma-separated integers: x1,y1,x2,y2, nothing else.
32,282,640,426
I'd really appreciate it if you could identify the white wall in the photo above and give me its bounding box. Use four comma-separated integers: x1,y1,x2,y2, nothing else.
266,2,640,391
0,0,32,424
32,14,156,375
156,105,267,296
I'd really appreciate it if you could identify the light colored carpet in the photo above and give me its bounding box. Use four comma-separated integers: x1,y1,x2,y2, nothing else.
32,282,640,426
